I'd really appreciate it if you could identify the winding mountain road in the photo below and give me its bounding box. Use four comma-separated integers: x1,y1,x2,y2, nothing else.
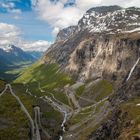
34,107,41,140
65,87,81,113
0,84,8,97
25,83,71,140
0,84,35,139
38,82,45,93
0,84,47,140
34,106,51,139
68,96,109,132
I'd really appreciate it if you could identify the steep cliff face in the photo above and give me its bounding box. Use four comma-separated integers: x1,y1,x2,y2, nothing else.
65,34,140,83
88,60,140,140
44,6,140,83
56,26,77,42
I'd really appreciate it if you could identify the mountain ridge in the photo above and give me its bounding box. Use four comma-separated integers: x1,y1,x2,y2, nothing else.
44,6,140,82
55,5,140,43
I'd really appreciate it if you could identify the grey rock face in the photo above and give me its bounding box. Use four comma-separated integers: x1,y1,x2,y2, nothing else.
56,26,77,42
78,6,140,33
44,6,140,82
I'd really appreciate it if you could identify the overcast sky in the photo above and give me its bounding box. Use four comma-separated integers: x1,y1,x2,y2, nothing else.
0,0,139,51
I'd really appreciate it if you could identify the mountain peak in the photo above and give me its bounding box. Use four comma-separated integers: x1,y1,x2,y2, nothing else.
0,44,16,53
56,26,77,42
78,6,140,34
87,5,122,14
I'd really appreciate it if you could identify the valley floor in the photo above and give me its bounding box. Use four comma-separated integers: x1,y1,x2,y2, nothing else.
0,62,140,140
0,76,114,140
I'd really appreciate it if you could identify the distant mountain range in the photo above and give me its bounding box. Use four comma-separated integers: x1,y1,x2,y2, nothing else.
0,44,43,80
0,44,43,70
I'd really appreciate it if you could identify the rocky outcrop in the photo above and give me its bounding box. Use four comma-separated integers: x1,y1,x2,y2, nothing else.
56,26,77,42
88,109,131,140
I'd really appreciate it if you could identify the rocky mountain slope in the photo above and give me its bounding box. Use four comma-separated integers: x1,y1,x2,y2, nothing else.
45,6,140,82
41,5,140,140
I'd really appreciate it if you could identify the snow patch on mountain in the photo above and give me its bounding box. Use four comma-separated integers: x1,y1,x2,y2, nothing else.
78,6,140,34
0,45,14,52
123,27,140,33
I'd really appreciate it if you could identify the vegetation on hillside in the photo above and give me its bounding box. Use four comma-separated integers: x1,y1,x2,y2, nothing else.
14,61,73,105
15,61,73,89
0,81,63,139
0,80,5,91
0,92,30,140
119,97,140,139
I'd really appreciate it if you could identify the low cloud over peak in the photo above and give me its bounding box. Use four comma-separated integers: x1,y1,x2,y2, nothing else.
22,40,52,52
